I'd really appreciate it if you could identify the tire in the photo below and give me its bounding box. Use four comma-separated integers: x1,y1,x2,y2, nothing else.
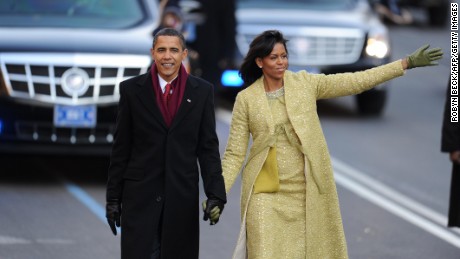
355,89,387,117
428,5,448,27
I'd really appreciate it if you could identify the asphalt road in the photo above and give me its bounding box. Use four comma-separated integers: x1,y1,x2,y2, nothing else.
0,13,458,259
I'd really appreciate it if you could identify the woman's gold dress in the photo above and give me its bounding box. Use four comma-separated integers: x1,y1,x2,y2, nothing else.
246,87,307,259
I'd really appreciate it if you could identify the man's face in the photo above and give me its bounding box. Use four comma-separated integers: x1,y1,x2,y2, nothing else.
151,35,188,82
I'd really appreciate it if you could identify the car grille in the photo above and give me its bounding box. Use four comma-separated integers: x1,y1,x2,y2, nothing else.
237,27,365,66
0,53,151,106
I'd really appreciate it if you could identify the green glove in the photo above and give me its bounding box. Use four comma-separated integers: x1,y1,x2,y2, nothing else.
202,199,224,225
406,44,443,69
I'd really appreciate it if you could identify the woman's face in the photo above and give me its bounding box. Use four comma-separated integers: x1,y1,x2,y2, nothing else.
256,42,288,81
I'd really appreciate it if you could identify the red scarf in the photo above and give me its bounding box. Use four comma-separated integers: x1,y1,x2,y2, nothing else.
150,63,188,127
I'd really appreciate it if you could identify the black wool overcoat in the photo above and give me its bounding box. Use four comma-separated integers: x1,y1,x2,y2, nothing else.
106,72,226,259
441,79,460,227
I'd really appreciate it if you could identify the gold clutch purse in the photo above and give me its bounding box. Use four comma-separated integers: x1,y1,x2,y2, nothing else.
253,147,280,193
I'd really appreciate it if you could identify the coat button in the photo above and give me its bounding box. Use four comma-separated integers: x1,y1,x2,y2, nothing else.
156,196,162,202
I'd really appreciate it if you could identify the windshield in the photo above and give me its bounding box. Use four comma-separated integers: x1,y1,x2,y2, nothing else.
237,0,356,10
0,0,146,29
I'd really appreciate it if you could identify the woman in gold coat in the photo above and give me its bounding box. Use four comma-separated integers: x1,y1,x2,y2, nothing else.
221,30,442,259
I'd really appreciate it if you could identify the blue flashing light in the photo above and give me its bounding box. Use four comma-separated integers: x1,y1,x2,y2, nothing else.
221,70,243,87
0,119,2,135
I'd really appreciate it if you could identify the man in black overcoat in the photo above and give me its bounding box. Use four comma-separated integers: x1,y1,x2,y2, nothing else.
441,78,460,228
105,28,227,259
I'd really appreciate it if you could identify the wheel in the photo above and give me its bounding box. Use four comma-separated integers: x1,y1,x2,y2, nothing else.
355,88,387,117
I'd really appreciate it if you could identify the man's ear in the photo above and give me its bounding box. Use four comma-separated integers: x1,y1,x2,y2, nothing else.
182,48,189,60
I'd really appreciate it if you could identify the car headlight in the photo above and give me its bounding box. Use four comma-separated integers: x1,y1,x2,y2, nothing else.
365,28,390,59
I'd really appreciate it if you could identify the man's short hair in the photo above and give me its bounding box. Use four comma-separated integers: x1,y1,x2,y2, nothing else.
152,28,187,50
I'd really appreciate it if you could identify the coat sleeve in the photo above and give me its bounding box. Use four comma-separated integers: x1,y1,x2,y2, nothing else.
197,85,227,203
222,93,251,193
441,80,460,152
106,83,132,201
310,60,405,100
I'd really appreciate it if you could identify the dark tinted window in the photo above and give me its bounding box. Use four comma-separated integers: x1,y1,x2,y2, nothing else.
237,0,355,10
0,0,146,29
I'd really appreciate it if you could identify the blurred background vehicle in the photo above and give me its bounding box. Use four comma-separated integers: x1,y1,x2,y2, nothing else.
216,0,392,116
369,0,449,27
400,0,449,27
372,0,414,25
0,0,159,155
393,0,447,27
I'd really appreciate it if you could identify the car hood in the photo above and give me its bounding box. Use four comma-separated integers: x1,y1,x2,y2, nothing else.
0,26,154,55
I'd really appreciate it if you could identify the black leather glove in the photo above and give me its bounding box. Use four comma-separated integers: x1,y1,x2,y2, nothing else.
202,198,225,225
106,199,121,235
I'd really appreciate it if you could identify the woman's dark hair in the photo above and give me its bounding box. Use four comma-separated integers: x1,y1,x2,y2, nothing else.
239,30,288,86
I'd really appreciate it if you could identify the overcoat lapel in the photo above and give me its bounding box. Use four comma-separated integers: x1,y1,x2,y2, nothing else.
169,79,198,132
135,73,168,129
254,77,274,134
283,74,301,118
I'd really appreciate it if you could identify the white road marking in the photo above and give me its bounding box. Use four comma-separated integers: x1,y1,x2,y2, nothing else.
35,238,74,245
0,236,75,245
0,235,31,245
333,157,460,236
333,159,460,248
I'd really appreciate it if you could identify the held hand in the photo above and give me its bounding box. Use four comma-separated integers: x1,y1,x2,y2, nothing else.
406,44,443,69
450,151,460,164
106,199,121,235
202,199,225,225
